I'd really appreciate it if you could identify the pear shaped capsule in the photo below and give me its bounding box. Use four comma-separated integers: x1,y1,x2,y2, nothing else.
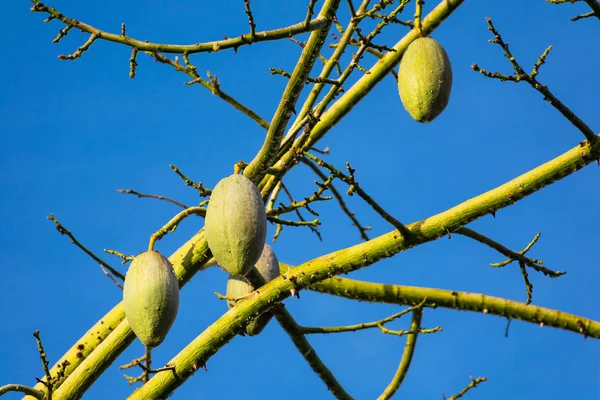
123,251,180,348
398,37,453,123
226,244,280,336
205,174,267,277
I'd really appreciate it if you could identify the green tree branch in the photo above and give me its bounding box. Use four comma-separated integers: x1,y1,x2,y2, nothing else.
377,309,422,400
308,276,600,339
127,134,600,399
30,0,331,55
244,0,341,180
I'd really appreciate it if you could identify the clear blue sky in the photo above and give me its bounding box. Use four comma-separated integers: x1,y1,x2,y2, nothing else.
1,1,599,399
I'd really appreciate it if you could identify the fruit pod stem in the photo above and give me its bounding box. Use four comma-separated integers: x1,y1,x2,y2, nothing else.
415,0,424,37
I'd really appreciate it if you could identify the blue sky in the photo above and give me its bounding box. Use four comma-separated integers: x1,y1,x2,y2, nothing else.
1,1,599,399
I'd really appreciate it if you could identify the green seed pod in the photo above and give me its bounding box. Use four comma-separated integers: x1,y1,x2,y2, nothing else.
226,244,280,336
398,37,453,123
205,174,267,277
123,251,180,348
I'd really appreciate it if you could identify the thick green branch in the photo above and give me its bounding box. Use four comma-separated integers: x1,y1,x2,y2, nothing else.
244,0,341,180
38,129,600,400
25,231,213,400
128,135,600,399
308,276,600,339
292,0,371,131
26,1,597,395
30,0,330,55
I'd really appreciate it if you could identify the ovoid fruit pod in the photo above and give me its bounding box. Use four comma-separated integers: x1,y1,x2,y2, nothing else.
225,243,280,336
398,37,453,123
123,250,180,348
205,173,267,277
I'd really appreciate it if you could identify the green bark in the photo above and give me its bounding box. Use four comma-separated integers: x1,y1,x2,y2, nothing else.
128,135,600,399
309,277,600,339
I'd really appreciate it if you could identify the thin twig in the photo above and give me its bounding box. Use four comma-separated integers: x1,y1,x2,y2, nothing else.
151,53,270,130
267,216,320,227
33,330,53,398
148,207,206,251
302,157,371,241
280,182,323,241
304,152,411,237
455,227,564,304
300,301,427,334
377,309,423,400
267,178,332,217
31,0,329,55
117,189,188,209
47,214,125,284
443,376,488,400
169,165,212,197
104,249,134,265
0,384,45,399
243,0,256,40
472,17,597,143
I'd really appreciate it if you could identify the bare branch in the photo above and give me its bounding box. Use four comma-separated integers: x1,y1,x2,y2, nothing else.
300,301,427,334
304,152,411,237
377,310,422,400
31,0,330,55
443,376,488,400
117,189,188,209
0,384,45,399
148,207,207,251
455,227,565,304
472,17,597,143
302,157,371,241
47,214,125,285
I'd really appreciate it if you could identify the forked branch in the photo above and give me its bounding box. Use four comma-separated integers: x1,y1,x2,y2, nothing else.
472,17,597,143
455,227,564,304
30,0,330,55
